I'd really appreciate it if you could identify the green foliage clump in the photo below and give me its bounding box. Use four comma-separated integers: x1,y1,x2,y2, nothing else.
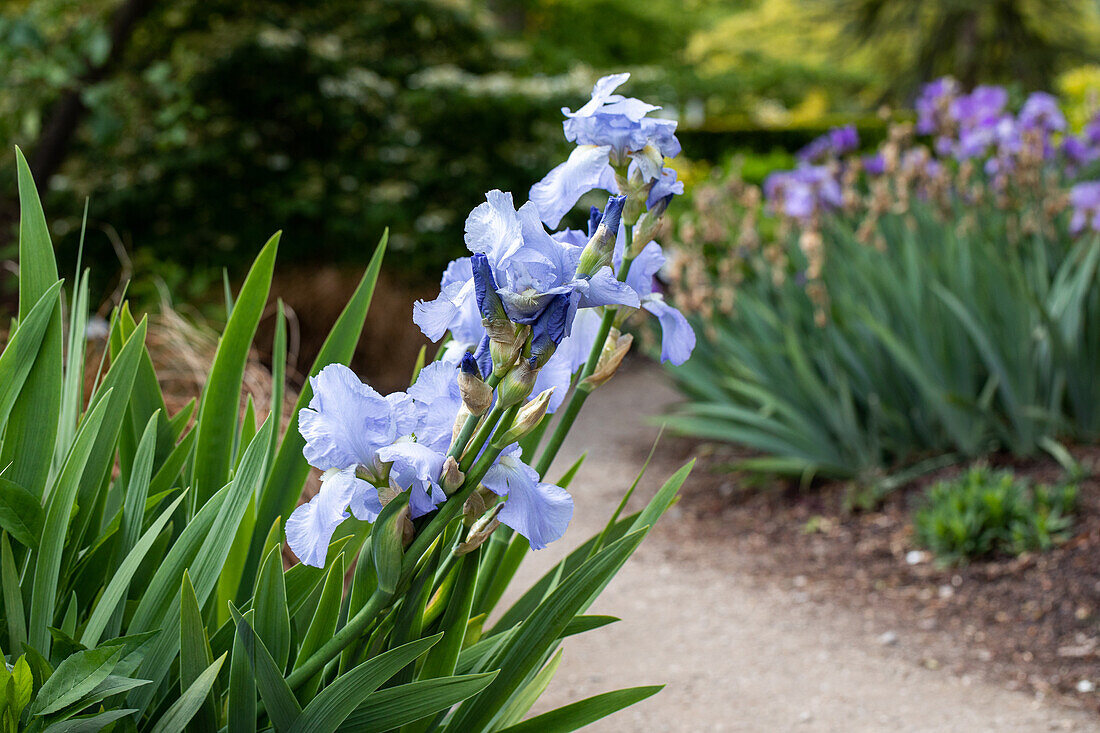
0,151,685,732
667,156,1100,485
913,464,1077,564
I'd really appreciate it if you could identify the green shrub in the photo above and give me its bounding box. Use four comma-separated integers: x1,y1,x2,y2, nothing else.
913,464,1077,564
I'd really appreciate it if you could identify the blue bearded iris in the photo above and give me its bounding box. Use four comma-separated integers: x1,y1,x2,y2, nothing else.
552,223,696,368
287,360,574,566
413,191,638,384
530,73,684,229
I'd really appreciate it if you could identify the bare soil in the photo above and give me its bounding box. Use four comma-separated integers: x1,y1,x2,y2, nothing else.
511,358,1100,732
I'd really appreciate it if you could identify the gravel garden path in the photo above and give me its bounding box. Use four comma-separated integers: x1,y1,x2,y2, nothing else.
508,360,1100,732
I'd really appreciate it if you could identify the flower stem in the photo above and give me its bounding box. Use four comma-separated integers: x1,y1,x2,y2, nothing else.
458,404,503,472
447,373,500,462
286,405,520,691
535,226,635,476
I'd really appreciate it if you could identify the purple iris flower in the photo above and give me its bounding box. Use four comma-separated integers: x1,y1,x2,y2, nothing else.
915,78,960,135
1019,92,1066,133
1070,181,1100,235
763,166,842,220
482,444,573,550
862,153,886,176
1062,135,1098,175
530,73,682,228
797,125,859,163
1085,113,1100,147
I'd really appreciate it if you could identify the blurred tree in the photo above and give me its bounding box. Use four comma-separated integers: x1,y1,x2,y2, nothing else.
1,0,592,292
821,0,1100,98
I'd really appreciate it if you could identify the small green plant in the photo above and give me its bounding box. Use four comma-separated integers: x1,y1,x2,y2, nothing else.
912,464,1078,564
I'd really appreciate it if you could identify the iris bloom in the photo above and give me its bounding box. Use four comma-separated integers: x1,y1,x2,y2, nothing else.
530,73,683,228
482,444,573,549
797,125,859,164
288,364,420,566
763,166,842,220
1070,181,1100,235
287,359,576,566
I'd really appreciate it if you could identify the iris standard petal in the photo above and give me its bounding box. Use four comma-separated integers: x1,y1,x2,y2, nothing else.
466,190,524,262
530,145,613,229
299,364,395,471
408,361,463,453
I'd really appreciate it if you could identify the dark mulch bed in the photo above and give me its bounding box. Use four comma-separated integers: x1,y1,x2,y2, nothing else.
670,440,1100,713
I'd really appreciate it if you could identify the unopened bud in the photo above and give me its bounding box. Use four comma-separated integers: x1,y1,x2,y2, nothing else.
452,404,472,445
622,145,665,225
458,353,493,415
496,359,538,408
455,504,502,556
462,490,486,524
489,323,527,377
581,330,632,391
577,195,626,275
631,208,666,255
399,506,415,548
495,387,554,446
441,456,464,493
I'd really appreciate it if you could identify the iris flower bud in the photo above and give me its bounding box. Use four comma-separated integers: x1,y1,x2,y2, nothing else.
577,195,626,276
495,387,554,446
580,328,633,391
458,352,493,415
496,360,537,408
455,503,502,556
441,456,464,493
630,197,671,256
587,205,602,237
451,404,472,445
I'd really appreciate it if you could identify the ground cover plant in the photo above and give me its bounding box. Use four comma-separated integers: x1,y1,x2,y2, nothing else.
0,73,694,731
913,464,1078,564
667,79,1100,488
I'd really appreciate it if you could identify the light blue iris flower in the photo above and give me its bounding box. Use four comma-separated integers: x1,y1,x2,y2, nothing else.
376,441,448,518
288,360,575,566
414,191,638,360
555,224,695,366
482,444,573,550
286,466,380,568
621,242,696,366
407,360,464,454
530,73,683,228
288,363,421,566
298,364,419,482
411,256,481,343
